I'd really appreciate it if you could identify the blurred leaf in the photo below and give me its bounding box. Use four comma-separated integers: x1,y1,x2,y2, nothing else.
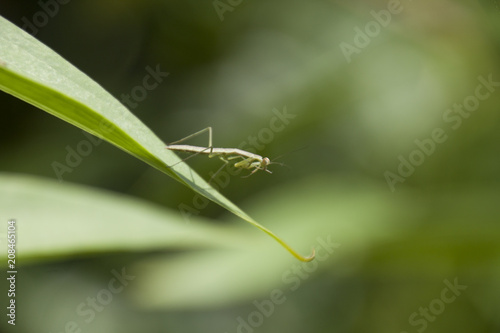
0,173,249,262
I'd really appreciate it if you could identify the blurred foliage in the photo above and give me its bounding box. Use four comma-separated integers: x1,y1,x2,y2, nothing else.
1,0,500,332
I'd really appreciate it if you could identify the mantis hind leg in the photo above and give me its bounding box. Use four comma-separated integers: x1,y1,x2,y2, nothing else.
169,127,215,156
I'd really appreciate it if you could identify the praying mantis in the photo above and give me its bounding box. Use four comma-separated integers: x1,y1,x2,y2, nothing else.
167,127,316,262
166,127,278,181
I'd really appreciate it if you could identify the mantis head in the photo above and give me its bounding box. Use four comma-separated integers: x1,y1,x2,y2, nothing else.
260,157,272,174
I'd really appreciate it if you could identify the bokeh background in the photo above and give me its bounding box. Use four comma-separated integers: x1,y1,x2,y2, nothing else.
1,0,500,332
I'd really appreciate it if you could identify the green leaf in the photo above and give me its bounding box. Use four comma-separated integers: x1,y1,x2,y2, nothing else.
0,173,247,262
0,16,314,261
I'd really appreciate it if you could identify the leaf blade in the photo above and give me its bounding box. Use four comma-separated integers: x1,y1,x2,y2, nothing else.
0,16,313,261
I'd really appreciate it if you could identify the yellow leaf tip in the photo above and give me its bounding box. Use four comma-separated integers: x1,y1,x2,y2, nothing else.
298,247,315,262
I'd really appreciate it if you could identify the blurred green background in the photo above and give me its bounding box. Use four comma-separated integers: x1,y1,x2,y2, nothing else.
1,0,500,332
